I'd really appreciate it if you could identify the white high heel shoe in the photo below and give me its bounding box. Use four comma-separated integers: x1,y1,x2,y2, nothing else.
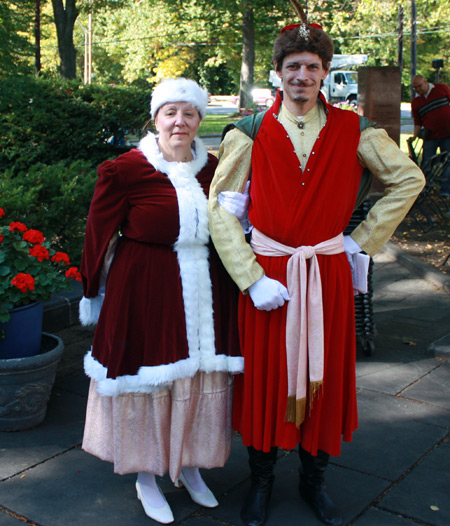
136,481,174,524
175,471,219,508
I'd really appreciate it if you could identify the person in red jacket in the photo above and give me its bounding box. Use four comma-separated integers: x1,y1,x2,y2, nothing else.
79,78,243,524
411,75,450,196
209,22,425,526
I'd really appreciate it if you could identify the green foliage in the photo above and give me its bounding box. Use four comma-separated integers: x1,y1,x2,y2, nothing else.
0,1,34,76
0,75,152,264
0,160,97,267
0,75,150,173
308,0,450,91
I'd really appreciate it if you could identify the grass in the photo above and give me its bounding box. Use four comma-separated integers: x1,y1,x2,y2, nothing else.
198,113,238,136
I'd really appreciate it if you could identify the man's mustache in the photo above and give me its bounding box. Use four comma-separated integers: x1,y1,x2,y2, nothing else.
290,80,312,87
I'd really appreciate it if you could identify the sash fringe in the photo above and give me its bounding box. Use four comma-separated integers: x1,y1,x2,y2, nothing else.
285,380,323,427
309,380,323,409
285,395,307,427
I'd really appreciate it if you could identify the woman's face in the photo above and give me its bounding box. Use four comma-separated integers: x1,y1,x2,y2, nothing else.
155,102,202,153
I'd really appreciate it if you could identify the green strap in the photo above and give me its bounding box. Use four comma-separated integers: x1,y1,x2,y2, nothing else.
221,109,268,142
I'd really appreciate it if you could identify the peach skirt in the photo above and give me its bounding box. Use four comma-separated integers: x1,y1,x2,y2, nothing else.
82,372,234,482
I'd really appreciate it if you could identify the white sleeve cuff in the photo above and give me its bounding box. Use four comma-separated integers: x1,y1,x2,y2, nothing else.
79,295,105,326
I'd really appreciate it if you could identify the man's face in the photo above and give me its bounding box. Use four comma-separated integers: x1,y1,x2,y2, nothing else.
413,77,429,96
276,51,329,106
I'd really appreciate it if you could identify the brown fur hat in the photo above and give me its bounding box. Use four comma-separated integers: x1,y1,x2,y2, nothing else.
273,24,334,71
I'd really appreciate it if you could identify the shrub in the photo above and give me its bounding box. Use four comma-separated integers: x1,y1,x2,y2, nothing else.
0,76,150,173
0,160,98,266
0,76,152,265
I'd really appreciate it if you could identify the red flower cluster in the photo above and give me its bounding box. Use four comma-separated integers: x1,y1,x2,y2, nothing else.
1,208,82,323
11,273,35,292
66,266,82,281
23,229,45,245
29,244,50,262
51,251,71,265
9,221,27,232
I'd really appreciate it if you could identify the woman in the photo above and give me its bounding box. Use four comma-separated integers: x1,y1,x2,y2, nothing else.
79,78,243,524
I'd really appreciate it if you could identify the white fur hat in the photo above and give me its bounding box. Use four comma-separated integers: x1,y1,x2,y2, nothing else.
150,78,208,119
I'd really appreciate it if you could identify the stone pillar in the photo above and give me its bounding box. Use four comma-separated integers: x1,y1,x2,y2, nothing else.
357,66,402,194
357,66,401,145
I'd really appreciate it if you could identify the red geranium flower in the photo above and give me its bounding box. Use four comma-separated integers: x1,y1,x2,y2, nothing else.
29,244,50,262
0,207,5,218
51,251,70,265
23,229,45,245
9,221,27,232
11,273,35,292
66,266,82,281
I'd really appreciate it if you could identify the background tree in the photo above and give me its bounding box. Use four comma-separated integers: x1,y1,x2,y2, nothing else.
51,0,78,78
4,0,450,92
0,1,34,76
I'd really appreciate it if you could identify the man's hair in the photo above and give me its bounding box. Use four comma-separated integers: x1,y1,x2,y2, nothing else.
273,25,334,71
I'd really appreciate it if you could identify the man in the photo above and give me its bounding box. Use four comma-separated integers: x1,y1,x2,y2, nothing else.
209,23,425,526
411,74,450,195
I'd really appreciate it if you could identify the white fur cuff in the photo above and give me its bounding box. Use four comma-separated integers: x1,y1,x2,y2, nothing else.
79,295,104,326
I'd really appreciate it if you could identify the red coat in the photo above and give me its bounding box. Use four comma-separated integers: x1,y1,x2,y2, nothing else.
80,134,242,396
233,95,363,456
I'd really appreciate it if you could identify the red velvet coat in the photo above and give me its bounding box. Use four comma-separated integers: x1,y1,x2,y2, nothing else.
80,134,242,396
233,95,363,456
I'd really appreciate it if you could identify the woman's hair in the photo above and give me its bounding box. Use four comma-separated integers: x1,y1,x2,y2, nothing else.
273,25,334,71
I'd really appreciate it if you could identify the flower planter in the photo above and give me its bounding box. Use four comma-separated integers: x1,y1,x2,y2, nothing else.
0,302,44,359
0,332,64,431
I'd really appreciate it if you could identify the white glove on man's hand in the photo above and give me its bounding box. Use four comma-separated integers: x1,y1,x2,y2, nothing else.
248,275,290,311
343,235,362,271
218,181,250,221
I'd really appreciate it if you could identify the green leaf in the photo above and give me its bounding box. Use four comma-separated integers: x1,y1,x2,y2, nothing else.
0,265,10,276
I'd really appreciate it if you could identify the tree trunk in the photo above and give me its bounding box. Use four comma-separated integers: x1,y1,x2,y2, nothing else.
239,3,255,109
52,0,79,79
35,0,41,77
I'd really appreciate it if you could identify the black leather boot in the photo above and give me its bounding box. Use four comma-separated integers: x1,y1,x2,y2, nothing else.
298,447,343,526
241,446,278,526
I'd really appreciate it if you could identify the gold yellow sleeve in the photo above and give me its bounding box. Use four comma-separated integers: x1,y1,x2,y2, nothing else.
208,128,265,292
351,127,425,256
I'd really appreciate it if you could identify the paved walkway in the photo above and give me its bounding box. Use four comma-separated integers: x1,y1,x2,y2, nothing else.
1,245,450,526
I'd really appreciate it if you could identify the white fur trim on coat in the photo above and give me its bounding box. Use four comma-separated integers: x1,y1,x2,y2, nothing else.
84,350,243,397
79,295,104,326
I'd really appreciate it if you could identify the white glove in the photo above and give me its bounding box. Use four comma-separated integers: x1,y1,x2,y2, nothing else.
218,181,250,221
343,235,362,272
248,275,290,311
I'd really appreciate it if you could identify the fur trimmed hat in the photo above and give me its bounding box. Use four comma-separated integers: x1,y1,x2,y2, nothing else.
150,78,209,119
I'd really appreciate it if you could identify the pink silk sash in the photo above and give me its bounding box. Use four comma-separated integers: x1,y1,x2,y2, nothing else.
250,228,344,426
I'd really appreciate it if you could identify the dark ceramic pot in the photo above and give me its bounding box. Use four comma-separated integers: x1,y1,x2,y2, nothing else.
0,333,64,431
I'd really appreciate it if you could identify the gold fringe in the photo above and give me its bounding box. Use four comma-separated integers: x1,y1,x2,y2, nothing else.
308,380,323,415
285,382,324,427
285,396,307,427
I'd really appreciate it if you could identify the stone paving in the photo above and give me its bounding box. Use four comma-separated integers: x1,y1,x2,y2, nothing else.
1,246,450,526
